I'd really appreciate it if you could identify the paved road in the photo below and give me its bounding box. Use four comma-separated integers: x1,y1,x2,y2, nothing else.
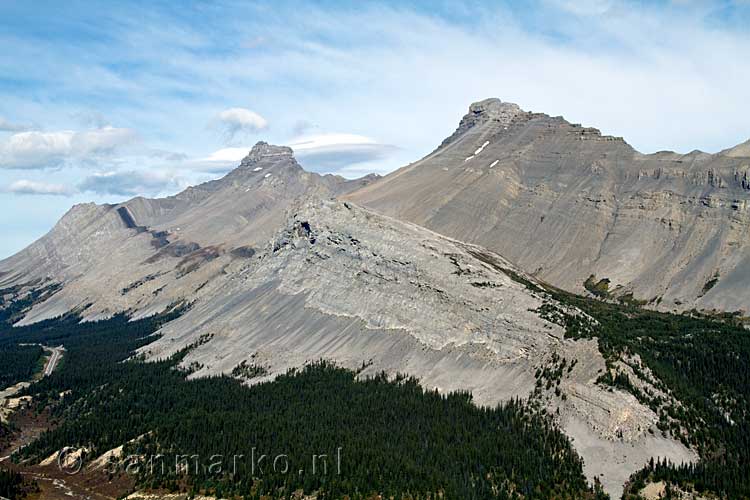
42,346,64,377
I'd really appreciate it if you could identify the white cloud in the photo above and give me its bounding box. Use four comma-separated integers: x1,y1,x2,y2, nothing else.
188,147,250,173
189,133,398,176
215,107,268,143
0,126,137,169
78,170,185,197
288,133,397,172
289,133,379,152
5,179,74,196
200,147,249,163
186,133,398,176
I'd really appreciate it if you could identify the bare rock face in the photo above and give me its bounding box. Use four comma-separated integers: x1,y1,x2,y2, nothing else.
0,142,368,324
438,98,523,149
346,100,750,313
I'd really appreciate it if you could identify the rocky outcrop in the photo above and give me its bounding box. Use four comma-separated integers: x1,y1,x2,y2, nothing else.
438,98,522,149
347,99,750,313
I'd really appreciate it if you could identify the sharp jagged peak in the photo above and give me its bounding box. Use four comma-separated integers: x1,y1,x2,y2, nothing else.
195,141,304,192
231,141,304,177
458,98,525,133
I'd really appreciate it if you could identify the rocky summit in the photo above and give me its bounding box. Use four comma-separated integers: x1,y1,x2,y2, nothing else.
347,98,750,313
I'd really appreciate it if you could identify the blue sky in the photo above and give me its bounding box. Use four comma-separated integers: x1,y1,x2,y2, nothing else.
1,0,749,258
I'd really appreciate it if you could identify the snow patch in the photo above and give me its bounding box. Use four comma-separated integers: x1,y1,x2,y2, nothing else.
474,140,490,155
253,167,262,172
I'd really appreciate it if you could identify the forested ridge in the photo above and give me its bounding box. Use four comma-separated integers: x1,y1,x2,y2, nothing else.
466,248,750,497
0,301,603,499
0,343,43,389
531,283,750,499
2,273,749,498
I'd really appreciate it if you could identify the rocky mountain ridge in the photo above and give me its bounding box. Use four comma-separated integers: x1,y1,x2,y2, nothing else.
141,197,694,497
347,98,750,313
0,142,378,324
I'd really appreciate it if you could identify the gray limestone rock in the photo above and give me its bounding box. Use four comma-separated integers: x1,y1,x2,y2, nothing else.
347,99,750,313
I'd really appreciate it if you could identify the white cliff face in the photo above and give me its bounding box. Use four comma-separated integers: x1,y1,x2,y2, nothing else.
347,98,750,314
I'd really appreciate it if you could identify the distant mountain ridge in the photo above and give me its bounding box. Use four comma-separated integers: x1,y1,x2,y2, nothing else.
722,138,750,158
347,98,750,313
0,142,379,324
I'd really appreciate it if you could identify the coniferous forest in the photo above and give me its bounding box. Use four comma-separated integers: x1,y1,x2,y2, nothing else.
0,305,604,499
1,278,750,498
472,252,750,498
0,343,43,388
533,285,750,499
0,468,24,499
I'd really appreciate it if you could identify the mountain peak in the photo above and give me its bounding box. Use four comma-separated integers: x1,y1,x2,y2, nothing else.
438,98,525,149
468,98,524,120
239,141,295,167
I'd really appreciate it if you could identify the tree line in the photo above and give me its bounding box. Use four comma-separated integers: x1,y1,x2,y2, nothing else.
0,305,604,499
535,283,750,499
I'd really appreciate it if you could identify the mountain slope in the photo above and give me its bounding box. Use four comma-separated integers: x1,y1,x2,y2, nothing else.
0,143,377,324
139,198,693,498
346,99,750,313
722,138,750,158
